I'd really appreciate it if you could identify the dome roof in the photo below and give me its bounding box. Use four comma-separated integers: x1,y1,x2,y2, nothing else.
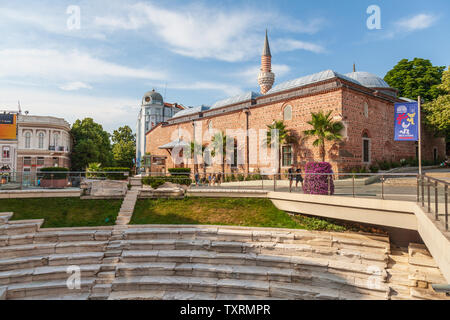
142,89,163,105
344,71,390,88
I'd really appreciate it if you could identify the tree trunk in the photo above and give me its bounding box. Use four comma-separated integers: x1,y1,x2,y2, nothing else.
321,141,326,162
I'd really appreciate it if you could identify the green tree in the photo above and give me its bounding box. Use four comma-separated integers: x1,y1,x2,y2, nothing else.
70,118,113,171
266,121,294,174
111,125,136,168
189,141,207,174
211,132,229,174
303,111,344,162
423,67,450,142
384,58,445,102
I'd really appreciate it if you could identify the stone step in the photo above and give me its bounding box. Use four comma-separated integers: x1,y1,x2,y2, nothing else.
118,239,387,265
123,227,389,252
5,278,95,299
110,275,385,299
0,241,108,259
0,213,14,225
91,284,111,295
108,290,280,300
0,221,43,236
112,276,270,297
0,252,104,272
12,293,91,300
120,250,386,284
115,261,386,293
0,264,101,286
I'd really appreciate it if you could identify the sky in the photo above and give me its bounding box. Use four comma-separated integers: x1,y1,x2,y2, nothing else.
0,0,449,132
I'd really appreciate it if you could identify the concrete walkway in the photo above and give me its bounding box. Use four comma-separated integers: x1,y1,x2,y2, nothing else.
115,188,139,226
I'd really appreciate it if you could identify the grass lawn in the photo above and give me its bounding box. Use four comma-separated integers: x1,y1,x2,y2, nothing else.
131,197,359,232
1,198,122,228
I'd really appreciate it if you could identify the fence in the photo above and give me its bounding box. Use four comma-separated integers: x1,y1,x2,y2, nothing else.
0,171,129,190
417,174,449,231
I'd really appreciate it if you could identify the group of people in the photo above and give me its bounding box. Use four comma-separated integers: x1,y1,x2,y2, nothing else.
288,165,304,190
194,172,223,186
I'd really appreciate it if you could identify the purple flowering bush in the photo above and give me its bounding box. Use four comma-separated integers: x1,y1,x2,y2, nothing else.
303,162,334,195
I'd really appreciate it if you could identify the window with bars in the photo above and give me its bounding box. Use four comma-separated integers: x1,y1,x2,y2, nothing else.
282,145,293,167
23,157,32,166
2,147,10,159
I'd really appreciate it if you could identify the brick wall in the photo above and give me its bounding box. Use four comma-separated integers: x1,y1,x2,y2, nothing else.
146,86,445,174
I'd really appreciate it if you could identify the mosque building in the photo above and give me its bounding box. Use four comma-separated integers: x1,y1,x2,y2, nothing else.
142,32,445,174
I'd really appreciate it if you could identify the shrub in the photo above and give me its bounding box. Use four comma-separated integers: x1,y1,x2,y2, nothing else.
369,166,379,173
142,176,192,188
39,167,69,179
377,160,391,171
303,162,334,195
101,167,129,180
168,168,191,176
237,174,245,181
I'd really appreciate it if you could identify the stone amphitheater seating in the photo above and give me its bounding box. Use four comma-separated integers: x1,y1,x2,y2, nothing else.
0,212,448,300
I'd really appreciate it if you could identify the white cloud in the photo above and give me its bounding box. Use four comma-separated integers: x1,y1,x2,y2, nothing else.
59,81,93,91
396,14,437,32
94,2,326,62
366,13,439,41
0,49,166,85
0,87,139,132
273,39,326,54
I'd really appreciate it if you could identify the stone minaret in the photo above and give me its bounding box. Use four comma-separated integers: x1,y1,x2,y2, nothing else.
258,30,275,94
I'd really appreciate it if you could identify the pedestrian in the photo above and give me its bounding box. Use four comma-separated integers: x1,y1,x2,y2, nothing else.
194,172,200,186
295,165,303,190
208,174,212,186
288,165,295,191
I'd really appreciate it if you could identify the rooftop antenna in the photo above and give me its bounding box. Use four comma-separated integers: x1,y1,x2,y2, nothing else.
353,63,356,73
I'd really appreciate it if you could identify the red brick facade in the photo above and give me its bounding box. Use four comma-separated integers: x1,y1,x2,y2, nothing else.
146,77,445,174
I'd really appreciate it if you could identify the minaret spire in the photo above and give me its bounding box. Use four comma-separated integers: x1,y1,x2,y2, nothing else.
258,29,275,94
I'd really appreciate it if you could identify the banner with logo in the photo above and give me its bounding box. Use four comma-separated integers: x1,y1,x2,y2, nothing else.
0,114,17,140
394,102,418,141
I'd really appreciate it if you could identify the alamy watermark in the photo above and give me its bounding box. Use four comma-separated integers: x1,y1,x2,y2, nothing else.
66,265,81,289
66,5,81,30
366,5,381,30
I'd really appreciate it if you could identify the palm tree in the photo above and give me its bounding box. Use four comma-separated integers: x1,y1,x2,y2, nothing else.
211,132,228,174
266,120,293,174
189,141,207,174
303,111,344,162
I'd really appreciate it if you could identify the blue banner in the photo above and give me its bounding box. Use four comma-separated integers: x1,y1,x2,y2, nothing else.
394,102,418,141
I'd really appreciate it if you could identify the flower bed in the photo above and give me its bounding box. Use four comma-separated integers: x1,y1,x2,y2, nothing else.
303,162,334,195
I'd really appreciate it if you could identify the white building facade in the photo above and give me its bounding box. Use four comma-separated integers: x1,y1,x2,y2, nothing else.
136,89,183,169
16,115,72,173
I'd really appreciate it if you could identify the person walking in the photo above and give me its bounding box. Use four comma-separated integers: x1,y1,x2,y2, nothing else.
295,165,303,190
194,172,200,186
288,165,295,191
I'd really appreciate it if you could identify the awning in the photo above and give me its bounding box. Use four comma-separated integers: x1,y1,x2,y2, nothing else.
158,139,190,149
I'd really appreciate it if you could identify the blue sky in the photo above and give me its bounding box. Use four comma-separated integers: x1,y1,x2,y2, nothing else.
0,0,448,132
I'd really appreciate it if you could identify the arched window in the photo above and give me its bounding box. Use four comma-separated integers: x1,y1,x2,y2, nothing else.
38,132,44,149
362,132,370,163
25,132,31,149
283,105,292,121
53,133,59,148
